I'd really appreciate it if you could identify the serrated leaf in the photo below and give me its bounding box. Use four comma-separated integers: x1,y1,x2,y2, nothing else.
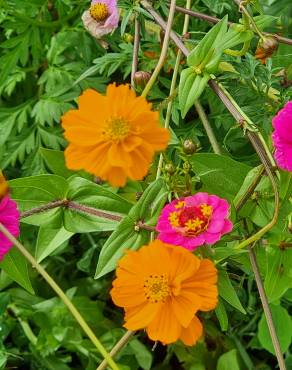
0,247,34,294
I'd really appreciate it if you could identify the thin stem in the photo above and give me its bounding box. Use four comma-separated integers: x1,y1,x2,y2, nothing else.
140,0,177,98
0,223,119,370
156,0,192,179
248,246,287,370
96,330,135,370
194,101,222,154
234,165,265,212
131,17,140,88
21,199,68,218
173,5,292,46
141,1,189,56
235,0,265,40
67,202,122,222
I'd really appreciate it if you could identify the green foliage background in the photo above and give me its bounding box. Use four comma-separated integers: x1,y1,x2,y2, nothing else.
0,0,291,369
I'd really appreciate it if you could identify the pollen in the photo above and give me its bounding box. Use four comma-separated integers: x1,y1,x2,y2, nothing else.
175,201,185,209
168,211,180,227
90,3,109,22
200,204,213,217
103,117,130,141
144,274,170,303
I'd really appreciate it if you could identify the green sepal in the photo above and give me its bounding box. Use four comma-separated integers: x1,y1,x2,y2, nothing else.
179,72,210,118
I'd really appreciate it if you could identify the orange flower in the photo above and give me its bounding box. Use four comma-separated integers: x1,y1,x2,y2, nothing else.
110,239,218,345
61,84,169,187
0,171,8,199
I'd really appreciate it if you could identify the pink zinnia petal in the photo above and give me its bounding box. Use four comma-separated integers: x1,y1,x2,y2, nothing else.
156,193,233,250
0,195,20,260
272,101,292,171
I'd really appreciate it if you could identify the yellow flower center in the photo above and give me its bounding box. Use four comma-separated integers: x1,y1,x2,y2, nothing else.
90,3,109,22
144,274,170,303
168,203,213,237
103,117,130,141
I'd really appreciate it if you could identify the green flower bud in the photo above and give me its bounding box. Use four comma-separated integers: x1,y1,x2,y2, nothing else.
183,139,197,155
165,163,176,175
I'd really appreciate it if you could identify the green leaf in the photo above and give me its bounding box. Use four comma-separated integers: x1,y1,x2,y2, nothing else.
129,339,152,370
258,304,292,355
39,148,75,178
36,227,74,263
189,153,251,201
9,175,69,227
218,270,246,314
187,15,228,67
215,298,229,331
217,349,240,370
264,247,292,302
64,177,133,233
0,247,34,294
95,179,167,278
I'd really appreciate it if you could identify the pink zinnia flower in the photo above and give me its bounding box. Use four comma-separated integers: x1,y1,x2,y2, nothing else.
272,101,292,172
82,0,119,40
156,193,233,251
0,195,20,260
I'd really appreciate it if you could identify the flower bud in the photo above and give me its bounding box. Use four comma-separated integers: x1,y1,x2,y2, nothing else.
123,33,134,43
133,71,151,87
165,163,176,175
183,139,197,155
255,36,278,64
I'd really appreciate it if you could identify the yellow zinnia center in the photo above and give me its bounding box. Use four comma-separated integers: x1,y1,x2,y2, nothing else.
90,3,109,22
144,274,170,303
103,117,130,141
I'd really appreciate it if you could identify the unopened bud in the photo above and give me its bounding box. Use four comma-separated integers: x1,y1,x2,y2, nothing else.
133,71,151,87
183,32,190,40
123,33,134,43
165,163,176,175
255,36,278,64
183,139,197,155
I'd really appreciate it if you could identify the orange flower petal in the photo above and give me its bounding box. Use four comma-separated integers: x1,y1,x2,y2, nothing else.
124,302,162,330
171,292,202,327
61,84,169,187
146,303,181,344
179,315,203,346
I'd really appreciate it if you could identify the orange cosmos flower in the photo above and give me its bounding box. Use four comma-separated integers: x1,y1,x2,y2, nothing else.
0,171,8,199
110,239,218,345
61,84,169,187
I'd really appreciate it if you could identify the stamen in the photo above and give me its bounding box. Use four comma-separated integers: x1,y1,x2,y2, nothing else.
90,3,109,22
144,275,170,303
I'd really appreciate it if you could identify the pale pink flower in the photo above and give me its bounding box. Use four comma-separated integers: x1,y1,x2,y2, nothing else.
272,101,292,172
82,0,119,40
156,193,233,251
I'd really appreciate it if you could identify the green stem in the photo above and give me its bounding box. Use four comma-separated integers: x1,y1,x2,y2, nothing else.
194,100,222,154
0,223,119,370
248,247,287,370
156,0,192,179
96,331,135,370
141,0,177,98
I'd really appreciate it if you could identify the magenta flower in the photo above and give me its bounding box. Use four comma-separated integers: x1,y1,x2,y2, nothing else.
272,101,292,172
0,195,20,260
156,193,233,251
82,0,119,40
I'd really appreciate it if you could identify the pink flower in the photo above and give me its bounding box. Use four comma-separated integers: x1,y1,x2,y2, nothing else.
272,101,292,172
0,195,20,260
82,0,119,40
156,193,233,251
